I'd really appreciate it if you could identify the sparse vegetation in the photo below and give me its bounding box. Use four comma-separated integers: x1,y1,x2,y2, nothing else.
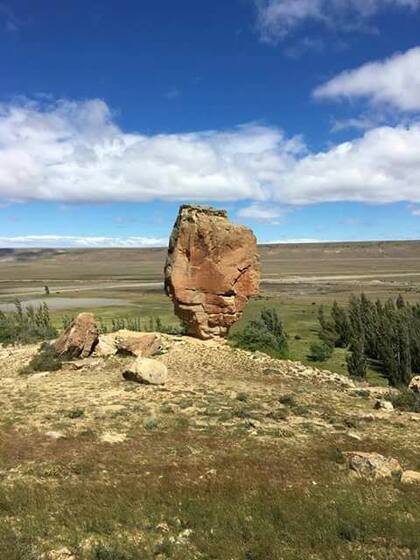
20,342,63,374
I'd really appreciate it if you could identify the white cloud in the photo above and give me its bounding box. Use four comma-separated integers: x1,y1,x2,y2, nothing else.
314,47,420,111
0,98,303,204
1,97,420,207
412,208,420,216
255,0,420,42
0,235,167,248
263,238,325,244
237,203,287,223
276,124,420,204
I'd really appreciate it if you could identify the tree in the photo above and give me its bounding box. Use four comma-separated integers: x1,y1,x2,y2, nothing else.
346,337,367,378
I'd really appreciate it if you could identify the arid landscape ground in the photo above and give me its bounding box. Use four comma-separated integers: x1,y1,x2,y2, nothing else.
1,241,420,559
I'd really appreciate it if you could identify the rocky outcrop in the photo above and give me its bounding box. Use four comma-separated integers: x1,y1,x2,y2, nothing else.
54,313,99,359
123,357,168,385
343,451,402,480
164,205,260,339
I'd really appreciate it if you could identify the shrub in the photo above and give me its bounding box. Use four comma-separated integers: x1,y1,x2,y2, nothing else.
230,308,288,359
143,417,160,430
0,300,57,345
65,408,85,419
386,390,420,413
308,341,333,362
20,343,62,374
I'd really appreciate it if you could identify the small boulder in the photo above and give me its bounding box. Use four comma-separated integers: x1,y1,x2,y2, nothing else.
54,313,99,359
94,330,162,357
123,357,168,385
114,330,162,357
343,451,402,480
374,399,394,412
94,333,118,357
400,470,420,485
409,375,420,394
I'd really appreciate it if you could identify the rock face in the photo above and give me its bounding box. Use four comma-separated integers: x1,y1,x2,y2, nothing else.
343,451,402,480
164,205,260,339
54,313,99,359
123,357,168,385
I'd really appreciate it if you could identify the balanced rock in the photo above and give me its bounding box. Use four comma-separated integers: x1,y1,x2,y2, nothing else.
54,313,99,359
123,357,168,385
343,451,402,480
409,375,420,393
164,205,260,339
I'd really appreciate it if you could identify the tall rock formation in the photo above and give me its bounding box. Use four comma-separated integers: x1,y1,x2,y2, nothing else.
164,205,260,339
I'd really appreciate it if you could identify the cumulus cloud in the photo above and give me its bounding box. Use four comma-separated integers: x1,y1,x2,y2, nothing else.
276,124,420,204
255,0,420,42
0,235,167,248
0,98,303,204
314,46,420,111
1,97,420,207
237,203,287,223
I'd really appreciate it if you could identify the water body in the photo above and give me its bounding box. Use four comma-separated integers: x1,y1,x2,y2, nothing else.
0,297,135,312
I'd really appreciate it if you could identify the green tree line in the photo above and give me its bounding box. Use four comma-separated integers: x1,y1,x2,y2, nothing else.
317,294,419,386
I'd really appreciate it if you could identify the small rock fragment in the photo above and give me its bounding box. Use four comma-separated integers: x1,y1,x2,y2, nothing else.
374,399,394,411
400,470,420,485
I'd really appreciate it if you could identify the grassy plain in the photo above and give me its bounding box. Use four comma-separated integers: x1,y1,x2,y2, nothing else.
1,241,420,559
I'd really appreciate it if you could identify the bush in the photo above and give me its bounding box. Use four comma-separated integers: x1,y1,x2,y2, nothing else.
309,341,333,362
230,308,288,359
0,300,57,345
386,390,420,413
20,343,62,374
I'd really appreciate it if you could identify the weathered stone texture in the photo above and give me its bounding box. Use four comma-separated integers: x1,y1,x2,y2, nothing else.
164,205,260,339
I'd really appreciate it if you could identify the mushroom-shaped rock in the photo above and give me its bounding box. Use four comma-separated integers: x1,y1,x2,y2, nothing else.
164,205,260,339
54,313,99,359
123,357,168,385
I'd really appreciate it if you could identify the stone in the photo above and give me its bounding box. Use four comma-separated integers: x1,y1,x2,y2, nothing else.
114,330,162,357
164,205,260,339
343,451,402,480
374,399,394,411
123,357,168,385
400,470,420,485
408,375,420,393
94,333,118,357
54,313,99,359
95,330,162,357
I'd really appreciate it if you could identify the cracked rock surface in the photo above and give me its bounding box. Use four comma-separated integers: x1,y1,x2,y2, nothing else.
164,205,260,339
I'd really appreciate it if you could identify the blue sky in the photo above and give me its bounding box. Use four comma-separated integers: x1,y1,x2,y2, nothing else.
1,0,420,247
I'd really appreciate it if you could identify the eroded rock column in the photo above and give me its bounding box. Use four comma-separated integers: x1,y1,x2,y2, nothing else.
164,205,260,339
